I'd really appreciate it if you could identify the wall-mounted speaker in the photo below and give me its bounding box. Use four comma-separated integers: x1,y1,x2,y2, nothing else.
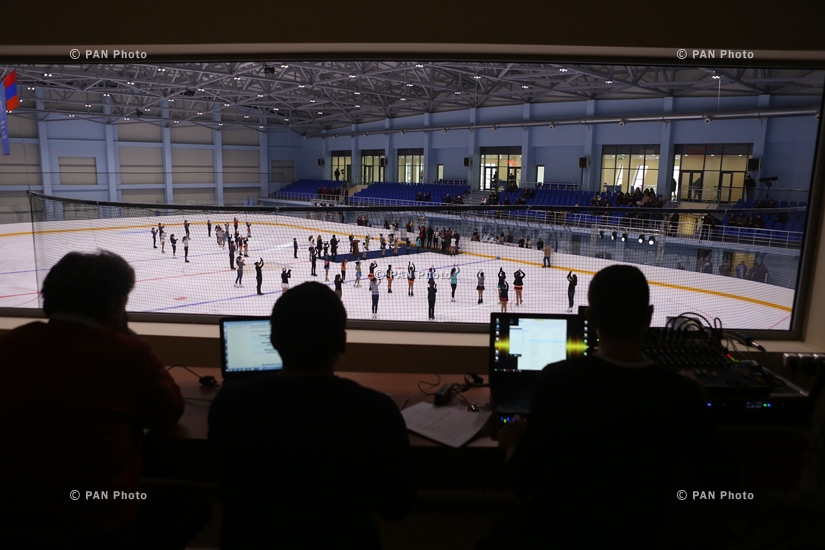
463,157,471,167
317,159,324,166
578,157,589,168
747,158,761,171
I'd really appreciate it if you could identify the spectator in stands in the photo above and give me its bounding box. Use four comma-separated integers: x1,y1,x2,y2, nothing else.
0,251,206,549
480,195,488,205
472,229,480,241
424,192,431,202
503,196,511,205
736,260,748,279
700,213,719,240
753,214,765,229
517,236,525,248
748,261,769,283
536,237,544,251
700,256,714,274
525,236,532,249
209,283,415,549
744,173,756,202
668,212,680,237
718,260,732,277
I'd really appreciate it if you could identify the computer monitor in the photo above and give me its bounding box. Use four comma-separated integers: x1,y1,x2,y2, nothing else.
219,317,283,380
490,312,590,373
488,312,590,415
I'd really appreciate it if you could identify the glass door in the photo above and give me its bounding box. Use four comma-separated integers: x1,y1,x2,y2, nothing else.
716,172,734,203
680,171,704,201
482,166,498,191
362,165,374,185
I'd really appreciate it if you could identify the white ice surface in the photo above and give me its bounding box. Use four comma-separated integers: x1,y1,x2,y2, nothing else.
0,216,793,330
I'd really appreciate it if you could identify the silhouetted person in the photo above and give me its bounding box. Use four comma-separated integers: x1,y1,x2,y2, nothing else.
496,265,734,549
0,251,206,549
209,282,415,549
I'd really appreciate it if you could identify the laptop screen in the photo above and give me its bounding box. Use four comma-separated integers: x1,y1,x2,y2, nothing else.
220,317,284,378
490,313,589,374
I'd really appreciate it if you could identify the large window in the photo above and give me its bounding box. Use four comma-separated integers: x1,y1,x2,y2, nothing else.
330,151,351,183
673,144,753,204
601,145,660,193
397,148,424,183
481,147,522,190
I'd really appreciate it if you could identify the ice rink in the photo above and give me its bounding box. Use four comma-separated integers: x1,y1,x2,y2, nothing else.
0,214,794,330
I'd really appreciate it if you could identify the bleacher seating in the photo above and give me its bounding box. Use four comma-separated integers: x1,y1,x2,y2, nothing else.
273,179,345,198
350,182,470,204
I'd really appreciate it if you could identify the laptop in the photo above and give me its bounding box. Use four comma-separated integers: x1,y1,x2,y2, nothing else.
219,317,284,380
489,312,590,418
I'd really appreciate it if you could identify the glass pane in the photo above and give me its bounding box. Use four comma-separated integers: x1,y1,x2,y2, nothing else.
601,168,614,187
705,153,722,171
643,169,659,189
721,153,748,171
602,154,616,169
680,153,704,171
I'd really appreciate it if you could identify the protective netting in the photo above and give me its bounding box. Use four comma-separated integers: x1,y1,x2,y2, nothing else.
28,193,802,330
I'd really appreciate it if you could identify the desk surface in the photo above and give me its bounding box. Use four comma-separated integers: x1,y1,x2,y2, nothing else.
167,366,495,447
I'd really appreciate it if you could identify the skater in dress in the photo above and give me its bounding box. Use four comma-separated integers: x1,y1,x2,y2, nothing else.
184,219,190,238
477,270,485,304
386,265,394,294
341,258,348,284
159,228,166,254
354,260,362,287
513,269,525,306
324,256,331,282
246,221,252,238
497,267,507,290
368,261,377,281
499,280,510,313
169,234,178,258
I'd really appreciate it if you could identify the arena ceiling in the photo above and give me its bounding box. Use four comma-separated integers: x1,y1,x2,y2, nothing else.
7,61,824,136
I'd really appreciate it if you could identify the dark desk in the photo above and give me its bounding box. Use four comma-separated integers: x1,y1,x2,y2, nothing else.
144,368,503,489
145,366,817,492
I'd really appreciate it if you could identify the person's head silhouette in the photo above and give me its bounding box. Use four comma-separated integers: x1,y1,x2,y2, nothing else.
270,282,346,372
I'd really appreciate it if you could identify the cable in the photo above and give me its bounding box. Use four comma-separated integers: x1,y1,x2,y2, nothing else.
167,363,221,388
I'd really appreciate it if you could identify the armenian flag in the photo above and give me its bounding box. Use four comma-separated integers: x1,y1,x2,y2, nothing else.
4,70,19,111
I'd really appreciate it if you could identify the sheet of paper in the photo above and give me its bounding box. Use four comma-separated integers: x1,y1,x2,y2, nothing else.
401,401,491,448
